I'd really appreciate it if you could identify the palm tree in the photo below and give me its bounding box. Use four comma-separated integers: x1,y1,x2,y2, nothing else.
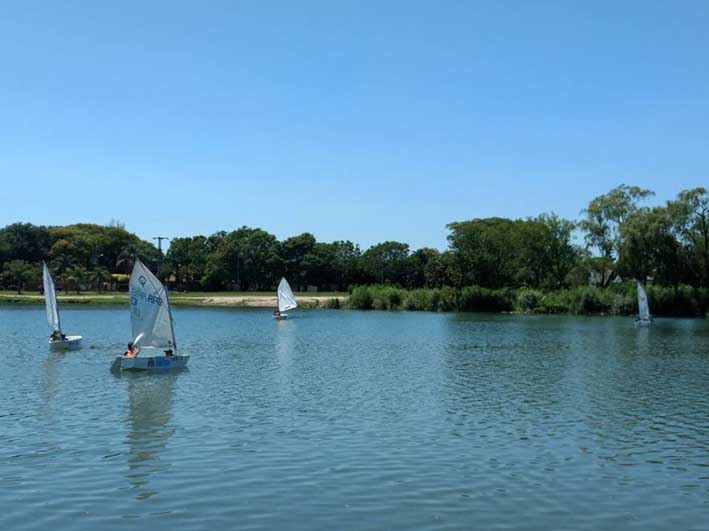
89,267,111,293
51,255,76,294
70,265,85,294
116,246,136,274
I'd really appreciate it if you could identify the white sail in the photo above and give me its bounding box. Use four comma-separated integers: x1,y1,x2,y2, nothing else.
43,262,61,333
637,282,650,320
277,277,297,312
129,259,176,351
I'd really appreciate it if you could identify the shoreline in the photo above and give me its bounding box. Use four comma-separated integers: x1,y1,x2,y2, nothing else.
0,292,347,308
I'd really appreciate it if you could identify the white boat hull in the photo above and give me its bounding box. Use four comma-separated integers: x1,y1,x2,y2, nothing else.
49,335,82,350
635,318,653,327
111,354,190,372
273,313,288,320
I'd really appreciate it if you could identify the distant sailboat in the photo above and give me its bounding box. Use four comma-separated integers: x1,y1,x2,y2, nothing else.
43,262,82,349
636,281,652,327
111,258,189,371
273,277,297,319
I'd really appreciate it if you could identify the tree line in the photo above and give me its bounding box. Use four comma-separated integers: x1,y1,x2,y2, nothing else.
1,185,707,295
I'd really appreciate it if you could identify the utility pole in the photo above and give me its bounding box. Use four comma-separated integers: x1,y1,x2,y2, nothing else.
153,236,169,278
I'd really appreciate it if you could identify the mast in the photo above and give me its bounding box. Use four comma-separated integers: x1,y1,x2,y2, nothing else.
164,282,177,352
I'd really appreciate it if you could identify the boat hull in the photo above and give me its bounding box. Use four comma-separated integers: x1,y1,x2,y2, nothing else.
273,313,288,320
49,335,82,350
635,319,653,327
111,354,189,372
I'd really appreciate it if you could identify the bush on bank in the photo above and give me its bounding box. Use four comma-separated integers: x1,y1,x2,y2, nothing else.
347,284,709,316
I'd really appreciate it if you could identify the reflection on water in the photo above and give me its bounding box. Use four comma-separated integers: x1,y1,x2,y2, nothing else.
118,372,178,500
274,317,296,373
1,307,709,531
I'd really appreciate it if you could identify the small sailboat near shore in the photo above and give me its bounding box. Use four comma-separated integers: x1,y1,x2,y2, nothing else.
43,262,82,349
635,281,653,327
273,277,297,319
111,259,189,371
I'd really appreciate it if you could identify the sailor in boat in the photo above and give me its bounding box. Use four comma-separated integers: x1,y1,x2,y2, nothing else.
273,309,281,318
49,330,67,341
124,343,136,358
164,349,174,357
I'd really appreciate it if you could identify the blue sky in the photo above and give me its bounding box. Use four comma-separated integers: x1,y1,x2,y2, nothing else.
1,1,707,250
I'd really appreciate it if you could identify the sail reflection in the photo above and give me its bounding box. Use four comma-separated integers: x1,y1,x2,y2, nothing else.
119,372,178,500
274,318,297,372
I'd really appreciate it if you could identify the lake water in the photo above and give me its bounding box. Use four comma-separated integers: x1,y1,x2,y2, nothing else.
2,306,709,530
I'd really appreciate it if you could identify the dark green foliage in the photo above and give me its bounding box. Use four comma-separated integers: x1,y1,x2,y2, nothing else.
515,289,544,313
348,286,374,309
345,283,708,316
458,286,515,312
2,186,709,311
1,260,39,294
360,241,411,285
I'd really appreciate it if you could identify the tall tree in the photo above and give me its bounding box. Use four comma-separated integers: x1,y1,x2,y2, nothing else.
580,185,654,286
360,241,411,285
204,227,281,290
668,187,709,287
619,206,684,285
2,260,38,294
409,248,441,288
446,218,520,288
517,214,579,289
0,223,51,265
281,233,316,289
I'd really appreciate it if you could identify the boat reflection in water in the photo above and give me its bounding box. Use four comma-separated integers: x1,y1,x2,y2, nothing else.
116,371,181,500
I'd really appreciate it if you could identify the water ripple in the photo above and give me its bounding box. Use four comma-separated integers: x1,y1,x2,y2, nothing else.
1,307,709,530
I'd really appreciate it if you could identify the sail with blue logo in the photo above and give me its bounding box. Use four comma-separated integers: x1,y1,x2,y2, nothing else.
129,259,176,351
43,261,61,333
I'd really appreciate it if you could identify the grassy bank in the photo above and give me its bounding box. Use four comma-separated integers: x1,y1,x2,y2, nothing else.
347,284,709,317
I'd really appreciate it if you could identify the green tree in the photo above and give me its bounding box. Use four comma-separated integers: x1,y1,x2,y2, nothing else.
409,248,441,288
204,227,281,290
580,185,654,286
360,241,411,285
88,267,112,293
446,218,520,288
281,233,316,289
0,223,51,265
165,235,222,289
50,255,77,294
668,187,709,287
517,214,579,289
2,260,38,294
68,265,87,294
619,206,684,285
330,240,362,290
302,242,336,289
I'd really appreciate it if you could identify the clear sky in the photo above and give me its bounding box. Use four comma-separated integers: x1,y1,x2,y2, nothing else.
1,1,707,250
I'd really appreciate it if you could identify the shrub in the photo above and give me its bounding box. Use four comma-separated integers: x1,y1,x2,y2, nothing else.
459,286,515,312
325,297,341,309
403,289,437,311
348,286,373,310
515,288,544,313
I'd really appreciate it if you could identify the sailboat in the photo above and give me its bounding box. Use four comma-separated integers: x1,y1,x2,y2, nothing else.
43,262,82,349
111,258,189,371
273,277,297,319
635,281,652,327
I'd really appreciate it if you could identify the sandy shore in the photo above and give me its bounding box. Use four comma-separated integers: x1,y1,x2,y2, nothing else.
0,293,346,308
188,295,346,308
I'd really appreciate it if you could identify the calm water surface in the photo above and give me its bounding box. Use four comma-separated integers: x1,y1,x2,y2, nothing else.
2,307,709,530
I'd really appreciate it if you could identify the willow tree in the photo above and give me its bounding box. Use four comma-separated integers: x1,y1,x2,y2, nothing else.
580,185,654,286
668,187,709,287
